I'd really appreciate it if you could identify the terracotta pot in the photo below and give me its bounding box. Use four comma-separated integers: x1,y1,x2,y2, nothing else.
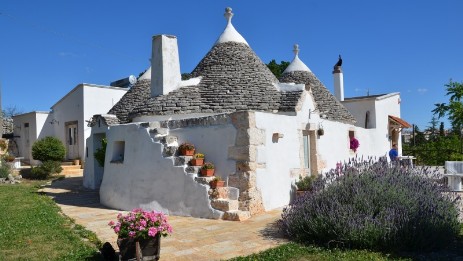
209,180,225,189
180,148,195,156
117,234,161,261
296,190,306,198
190,158,204,166
201,168,215,177
73,159,80,165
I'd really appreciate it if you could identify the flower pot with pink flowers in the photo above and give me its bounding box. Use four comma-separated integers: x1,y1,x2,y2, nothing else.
108,208,173,260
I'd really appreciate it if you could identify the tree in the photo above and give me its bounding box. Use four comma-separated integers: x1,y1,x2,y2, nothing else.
266,60,290,78
439,122,445,136
426,116,439,141
432,80,463,133
32,136,66,162
2,105,23,118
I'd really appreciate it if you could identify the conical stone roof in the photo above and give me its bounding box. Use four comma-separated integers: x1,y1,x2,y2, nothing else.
280,70,356,124
108,79,151,123
128,41,303,120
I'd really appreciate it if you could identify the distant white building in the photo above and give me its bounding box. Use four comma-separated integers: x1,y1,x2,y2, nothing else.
13,83,127,165
82,7,410,221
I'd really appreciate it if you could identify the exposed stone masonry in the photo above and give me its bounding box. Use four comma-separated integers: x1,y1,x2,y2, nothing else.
87,114,120,127
108,79,151,123
228,111,265,215
279,71,356,124
126,42,303,121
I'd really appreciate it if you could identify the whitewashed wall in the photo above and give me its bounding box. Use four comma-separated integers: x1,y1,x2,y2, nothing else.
83,121,109,189
342,98,377,128
51,84,127,161
12,112,53,165
253,91,398,210
82,85,127,163
99,122,234,218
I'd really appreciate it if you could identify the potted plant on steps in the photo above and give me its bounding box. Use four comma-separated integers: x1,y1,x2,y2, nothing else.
190,153,204,166
209,176,225,189
108,208,173,261
295,175,316,198
178,142,195,156
201,162,215,177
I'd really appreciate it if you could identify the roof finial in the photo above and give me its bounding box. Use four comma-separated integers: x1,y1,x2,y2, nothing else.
224,7,233,24
293,44,300,57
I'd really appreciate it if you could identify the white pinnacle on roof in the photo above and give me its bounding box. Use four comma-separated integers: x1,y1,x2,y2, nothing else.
283,44,311,73
214,7,249,46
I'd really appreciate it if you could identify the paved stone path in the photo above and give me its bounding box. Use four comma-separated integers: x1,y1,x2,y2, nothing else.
40,176,287,260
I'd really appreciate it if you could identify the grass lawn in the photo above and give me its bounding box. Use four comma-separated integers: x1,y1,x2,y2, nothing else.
0,179,101,261
2,177,463,260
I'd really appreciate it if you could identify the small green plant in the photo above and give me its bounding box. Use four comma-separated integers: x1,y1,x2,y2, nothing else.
0,139,8,151
32,136,66,162
295,175,315,191
94,138,107,167
213,176,222,181
179,142,195,151
193,153,204,159
202,162,214,170
29,161,62,180
0,159,12,179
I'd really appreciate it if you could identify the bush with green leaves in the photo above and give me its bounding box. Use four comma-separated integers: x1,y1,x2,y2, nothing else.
94,138,107,167
29,161,63,180
281,158,460,252
0,159,12,179
32,136,66,162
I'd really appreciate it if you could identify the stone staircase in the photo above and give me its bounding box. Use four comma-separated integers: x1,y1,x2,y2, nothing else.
149,127,251,221
60,161,83,177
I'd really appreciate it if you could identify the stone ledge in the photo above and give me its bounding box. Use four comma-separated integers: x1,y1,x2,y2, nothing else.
211,199,239,212
223,210,251,221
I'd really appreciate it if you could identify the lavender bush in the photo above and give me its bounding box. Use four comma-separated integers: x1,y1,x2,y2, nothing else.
281,157,460,251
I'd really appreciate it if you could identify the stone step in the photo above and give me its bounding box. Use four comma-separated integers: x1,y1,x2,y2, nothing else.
211,187,239,200
211,199,239,212
61,168,83,174
194,176,216,186
223,210,251,221
174,156,194,166
163,146,178,157
60,161,76,166
61,165,82,170
185,166,201,174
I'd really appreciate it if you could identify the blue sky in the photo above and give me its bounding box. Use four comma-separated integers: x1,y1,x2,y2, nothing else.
1,1,462,130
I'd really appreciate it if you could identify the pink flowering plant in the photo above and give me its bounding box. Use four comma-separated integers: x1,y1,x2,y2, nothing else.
108,208,173,240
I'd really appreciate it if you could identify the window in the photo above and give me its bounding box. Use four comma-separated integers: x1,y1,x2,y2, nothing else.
365,111,370,129
303,134,310,169
111,141,125,163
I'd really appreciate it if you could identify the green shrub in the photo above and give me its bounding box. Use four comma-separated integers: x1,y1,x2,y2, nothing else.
32,136,66,162
29,161,62,180
0,160,12,179
281,158,460,252
94,138,107,167
295,175,316,191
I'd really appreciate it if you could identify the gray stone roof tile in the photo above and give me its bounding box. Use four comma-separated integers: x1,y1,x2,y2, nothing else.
127,42,303,120
279,71,356,124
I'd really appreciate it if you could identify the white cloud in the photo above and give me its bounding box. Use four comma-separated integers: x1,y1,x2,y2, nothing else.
417,88,428,94
58,52,78,57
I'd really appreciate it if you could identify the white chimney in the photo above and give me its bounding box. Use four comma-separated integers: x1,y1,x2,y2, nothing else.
333,65,344,101
150,35,181,97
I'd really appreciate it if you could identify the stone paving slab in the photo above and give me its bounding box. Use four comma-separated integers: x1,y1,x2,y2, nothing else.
40,176,287,260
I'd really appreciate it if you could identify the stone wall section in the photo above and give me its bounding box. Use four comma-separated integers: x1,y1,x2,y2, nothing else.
228,111,265,215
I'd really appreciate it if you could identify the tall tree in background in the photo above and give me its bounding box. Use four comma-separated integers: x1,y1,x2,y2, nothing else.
439,122,445,136
426,116,439,141
266,60,290,78
433,80,463,133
